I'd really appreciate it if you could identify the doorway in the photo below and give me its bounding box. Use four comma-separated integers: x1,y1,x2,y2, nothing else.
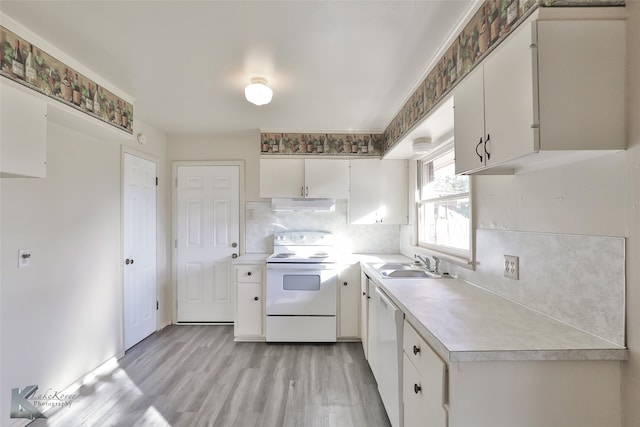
175,164,241,322
123,152,157,350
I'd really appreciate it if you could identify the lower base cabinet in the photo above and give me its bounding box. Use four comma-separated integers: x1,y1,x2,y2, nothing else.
402,319,622,427
403,320,447,427
234,264,264,339
338,263,360,339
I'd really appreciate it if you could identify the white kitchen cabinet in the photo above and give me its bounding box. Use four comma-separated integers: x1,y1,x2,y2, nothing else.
454,18,625,175
349,159,408,224
360,271,370,359
259,158,349,198
1,79,47,178
403,320,448,427
360,272,380,377
338,263,360,339
234,264,265,340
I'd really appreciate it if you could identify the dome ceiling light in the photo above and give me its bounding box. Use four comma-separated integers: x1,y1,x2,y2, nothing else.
412,137,433,155
244,77,273,106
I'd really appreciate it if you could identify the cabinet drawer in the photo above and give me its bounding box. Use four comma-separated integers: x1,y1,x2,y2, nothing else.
235,265,263,283
403,320,446,381
403,353,447,427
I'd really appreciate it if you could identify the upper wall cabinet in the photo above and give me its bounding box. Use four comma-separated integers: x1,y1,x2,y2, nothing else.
349,159,408,225
259,158,350,199
454,18,625,175
1,79,47,178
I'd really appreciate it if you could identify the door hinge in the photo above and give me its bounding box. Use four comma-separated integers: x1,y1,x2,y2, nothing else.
156,301,159,310
156,177,158,186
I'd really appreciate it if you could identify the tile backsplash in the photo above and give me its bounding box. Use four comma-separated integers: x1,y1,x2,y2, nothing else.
245,201,400,254
449,229,625,346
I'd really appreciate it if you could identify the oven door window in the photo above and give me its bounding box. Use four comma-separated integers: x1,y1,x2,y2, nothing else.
283,274,320,291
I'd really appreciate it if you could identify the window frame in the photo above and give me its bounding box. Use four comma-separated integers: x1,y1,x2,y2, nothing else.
415,139,474,264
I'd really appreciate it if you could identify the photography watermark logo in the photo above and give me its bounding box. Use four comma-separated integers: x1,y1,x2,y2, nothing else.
10,385,78,419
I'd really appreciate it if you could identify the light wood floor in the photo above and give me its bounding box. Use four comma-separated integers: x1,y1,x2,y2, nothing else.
33,325,391,427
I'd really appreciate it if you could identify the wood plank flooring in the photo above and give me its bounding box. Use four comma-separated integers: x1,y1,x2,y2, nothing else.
32,325,391,427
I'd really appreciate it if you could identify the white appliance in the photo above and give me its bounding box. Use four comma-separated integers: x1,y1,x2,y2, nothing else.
265,231,338,342
376,286,404,427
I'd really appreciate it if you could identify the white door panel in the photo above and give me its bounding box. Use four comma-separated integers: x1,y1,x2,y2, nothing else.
177,165,239,322
123,153,157,350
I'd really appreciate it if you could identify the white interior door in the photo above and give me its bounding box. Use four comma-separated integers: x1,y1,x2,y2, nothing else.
123,153,157,350
176,165,240,322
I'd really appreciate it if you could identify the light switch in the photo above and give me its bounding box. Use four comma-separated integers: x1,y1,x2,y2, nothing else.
18,249,31,268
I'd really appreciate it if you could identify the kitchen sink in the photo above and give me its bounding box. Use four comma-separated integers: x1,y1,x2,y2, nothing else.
371,262,420,270
381,269,432,278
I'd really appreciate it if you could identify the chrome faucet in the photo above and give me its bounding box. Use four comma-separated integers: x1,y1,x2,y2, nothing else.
414,254,433,272
415,254,440,273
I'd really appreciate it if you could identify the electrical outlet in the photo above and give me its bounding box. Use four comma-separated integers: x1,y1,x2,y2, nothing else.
18,249,31,268
504,255,519,280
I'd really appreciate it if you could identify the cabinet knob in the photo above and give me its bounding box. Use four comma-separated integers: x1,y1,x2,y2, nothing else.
413,345,421,355
247,272,252,276
343,282,348,286
125,258,131,265
362,292,366,296
414,384,422,394
254,296,259,301
232,253,238,259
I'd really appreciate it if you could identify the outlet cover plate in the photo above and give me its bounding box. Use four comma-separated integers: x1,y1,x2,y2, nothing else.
504,255,519,280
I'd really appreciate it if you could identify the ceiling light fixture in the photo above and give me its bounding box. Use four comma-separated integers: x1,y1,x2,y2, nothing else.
244,77,273,106
413,137,433,154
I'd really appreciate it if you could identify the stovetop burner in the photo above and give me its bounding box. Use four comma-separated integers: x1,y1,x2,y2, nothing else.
267,231,338,264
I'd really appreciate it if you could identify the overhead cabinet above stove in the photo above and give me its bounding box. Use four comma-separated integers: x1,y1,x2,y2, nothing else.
454,13,625,175
260,158,349,199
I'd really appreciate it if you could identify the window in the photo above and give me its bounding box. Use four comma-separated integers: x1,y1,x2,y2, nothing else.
417,143,471,258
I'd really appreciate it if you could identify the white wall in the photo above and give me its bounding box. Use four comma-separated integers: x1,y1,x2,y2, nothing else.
167,130,262,202
0,117,168,424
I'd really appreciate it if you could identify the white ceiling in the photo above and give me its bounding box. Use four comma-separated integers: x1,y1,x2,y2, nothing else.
0,1,477,136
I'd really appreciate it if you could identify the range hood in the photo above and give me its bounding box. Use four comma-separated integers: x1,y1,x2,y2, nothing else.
271,198,336,212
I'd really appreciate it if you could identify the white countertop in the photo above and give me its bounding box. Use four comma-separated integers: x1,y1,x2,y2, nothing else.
231,254,269,264
359,255,627,362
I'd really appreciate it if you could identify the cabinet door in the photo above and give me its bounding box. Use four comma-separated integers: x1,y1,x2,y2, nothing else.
350,159,380,224
483,21,537,165
453,67,486,175
537,20,625,151
338,264,360,338
403,354,447,427
379,160,407,224
349,159,407,224
304,159,349,199
0,80,47,178
360,272,369,359
236,282,263,337
259,158,305,198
